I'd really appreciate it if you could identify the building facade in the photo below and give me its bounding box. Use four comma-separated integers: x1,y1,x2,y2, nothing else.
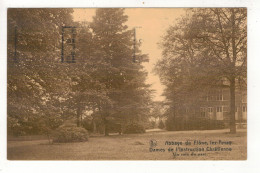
174,85,247,128
198,87,247,126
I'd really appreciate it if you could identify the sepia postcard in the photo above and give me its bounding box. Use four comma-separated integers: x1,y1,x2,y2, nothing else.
6,8,247,161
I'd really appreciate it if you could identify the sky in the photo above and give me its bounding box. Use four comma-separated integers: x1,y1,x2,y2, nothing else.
73,8,185,101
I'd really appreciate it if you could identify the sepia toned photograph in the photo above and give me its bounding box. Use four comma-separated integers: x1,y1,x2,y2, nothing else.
7,8,247,160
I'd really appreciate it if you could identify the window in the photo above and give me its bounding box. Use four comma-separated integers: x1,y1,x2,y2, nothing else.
243,106,247,112
207,90,215,101
242,93,247,103
216,90,223,101
208,107,213,113
208,95,214,101
223,89,229,101
223,106,229,112
200,107,206,117
216,106,224,120
216,107,222,112
201,95,207,101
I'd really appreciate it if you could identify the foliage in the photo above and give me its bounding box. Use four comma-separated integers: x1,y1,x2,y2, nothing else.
7,9,75,136
158,120,165,129
7,8,152,137
53,124,88,143
106,121,122,134
7,116,25,136
123,123,145,134
82,119,94,132
150,121,156,129
86,8,152,135
149,101,167,119
155,8,247,133
166,117,225,131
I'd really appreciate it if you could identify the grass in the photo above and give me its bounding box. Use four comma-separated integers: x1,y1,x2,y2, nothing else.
7,129,246,160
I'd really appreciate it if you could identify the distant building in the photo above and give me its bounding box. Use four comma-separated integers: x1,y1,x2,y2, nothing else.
174,80,247,128
198,88,247,125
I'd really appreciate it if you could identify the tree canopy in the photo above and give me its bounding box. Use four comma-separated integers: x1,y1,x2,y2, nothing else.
155,8,247,133
7,8,152,136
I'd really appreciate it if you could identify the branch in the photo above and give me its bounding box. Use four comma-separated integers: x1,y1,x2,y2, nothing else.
214,9,232,63
235,34,247,50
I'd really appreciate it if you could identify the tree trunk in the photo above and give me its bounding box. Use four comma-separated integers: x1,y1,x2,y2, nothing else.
229,9,237,134
104,117,109,136
93,119,97,133
77,104,81,127
229,77,236,134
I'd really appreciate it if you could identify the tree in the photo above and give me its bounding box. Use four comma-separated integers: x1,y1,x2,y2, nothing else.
90,8,151,135
64,24,112,128
148,101,167,128
155,8,247,133
7,8,153,137
7,8,75,135
158,120,165,129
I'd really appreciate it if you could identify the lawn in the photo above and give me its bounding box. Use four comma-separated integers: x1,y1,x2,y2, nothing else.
7,129,247,160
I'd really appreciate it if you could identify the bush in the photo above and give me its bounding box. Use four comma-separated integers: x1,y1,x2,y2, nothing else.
158,120,165,129
166,116,225,131
165,116,176,131
145,121,156,129
151,121,156,128
7,117,24,136
53,124,88,143
123,123,145,134
107,121,122,134
82,119,94,133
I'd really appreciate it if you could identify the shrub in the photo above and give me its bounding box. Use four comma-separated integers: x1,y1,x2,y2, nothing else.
151,121,156,128
145,121,156,129
7,116,23,136
158,120,165,129
107,121,122,134
53,124,88,143
166,116,225,131
123,123,145,134
165,116,176,131
82,119,94,133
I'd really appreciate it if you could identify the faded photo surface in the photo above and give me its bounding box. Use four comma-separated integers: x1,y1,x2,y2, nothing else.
7,8,247,160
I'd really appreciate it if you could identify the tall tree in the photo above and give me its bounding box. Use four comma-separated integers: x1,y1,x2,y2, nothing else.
7,8,75,135
63,24,112,127
7,8,153,136
155,8,247,133
90,8,151,135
